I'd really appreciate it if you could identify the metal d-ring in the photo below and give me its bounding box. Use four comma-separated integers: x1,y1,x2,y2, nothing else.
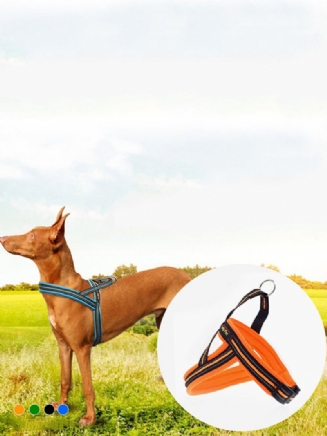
259,279,276,296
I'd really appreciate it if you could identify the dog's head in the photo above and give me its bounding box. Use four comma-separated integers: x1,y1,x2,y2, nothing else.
0,207,70,261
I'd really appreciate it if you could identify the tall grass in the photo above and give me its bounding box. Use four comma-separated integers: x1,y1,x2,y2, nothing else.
0,291,326,435
304,289,327,327
0,331,326,436
0,332,217,435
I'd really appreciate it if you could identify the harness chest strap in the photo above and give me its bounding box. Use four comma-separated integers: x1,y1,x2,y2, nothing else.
39,276,117,347
184,288,300,404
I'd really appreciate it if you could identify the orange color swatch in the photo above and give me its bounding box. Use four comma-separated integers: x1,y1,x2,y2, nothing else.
14,404,25,415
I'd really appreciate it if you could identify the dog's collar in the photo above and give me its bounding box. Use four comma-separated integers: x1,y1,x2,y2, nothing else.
184,287,300,404
39,276,117,346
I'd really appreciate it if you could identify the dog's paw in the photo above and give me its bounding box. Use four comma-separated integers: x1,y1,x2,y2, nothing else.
52,401,60,410
79,415,95,427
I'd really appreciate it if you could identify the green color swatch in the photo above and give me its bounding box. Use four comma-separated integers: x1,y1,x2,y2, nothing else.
29,404,40,415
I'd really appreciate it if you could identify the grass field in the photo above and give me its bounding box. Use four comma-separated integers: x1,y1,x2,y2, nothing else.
0,290,326,435
1,289,326,329
304,289,327,329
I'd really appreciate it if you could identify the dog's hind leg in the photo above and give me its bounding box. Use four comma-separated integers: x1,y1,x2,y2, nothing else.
75,345,96,426
51,327,73,406
154,309,166,329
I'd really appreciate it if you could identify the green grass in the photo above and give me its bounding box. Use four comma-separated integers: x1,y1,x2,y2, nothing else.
0,332,326,436
0,290,326,435
304,289,327,327
0,292,49,327
2,289,326,328
0,333,219,435
0,327,51,351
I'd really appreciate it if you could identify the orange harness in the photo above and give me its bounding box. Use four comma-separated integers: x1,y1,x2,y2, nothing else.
184,287,300,404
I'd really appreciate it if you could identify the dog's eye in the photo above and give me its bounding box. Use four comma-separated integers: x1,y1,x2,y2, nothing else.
29,232,35,240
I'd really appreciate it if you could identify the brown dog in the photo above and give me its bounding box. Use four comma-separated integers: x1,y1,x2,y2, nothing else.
0,207,191,426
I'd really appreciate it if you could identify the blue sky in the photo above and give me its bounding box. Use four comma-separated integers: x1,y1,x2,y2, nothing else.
0,0,327,284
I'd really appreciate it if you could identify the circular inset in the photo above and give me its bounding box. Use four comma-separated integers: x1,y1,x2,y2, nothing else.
13,404,25,415
44,404,55,415
158,264,326,432
29,404,40,416
57,403,69,415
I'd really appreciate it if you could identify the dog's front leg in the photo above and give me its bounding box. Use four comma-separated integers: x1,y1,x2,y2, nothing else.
51,327,73,406
75,345,96,426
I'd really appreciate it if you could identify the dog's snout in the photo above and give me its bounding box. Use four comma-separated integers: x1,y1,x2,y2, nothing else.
0,236,7,244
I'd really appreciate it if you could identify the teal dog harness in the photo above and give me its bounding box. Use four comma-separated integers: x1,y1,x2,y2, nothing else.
39,276,117,346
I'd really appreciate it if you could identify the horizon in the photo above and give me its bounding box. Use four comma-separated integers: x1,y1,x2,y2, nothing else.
0,263,325,287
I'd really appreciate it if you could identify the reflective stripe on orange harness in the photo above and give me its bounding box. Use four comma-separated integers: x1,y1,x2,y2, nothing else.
184,288,300,404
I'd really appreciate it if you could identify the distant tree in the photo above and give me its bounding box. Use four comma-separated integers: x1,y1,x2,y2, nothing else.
261,264,280,273
181,264,213,279
92,273,108,279
28,283,39,291
130,315,157,336
0,284,16,291
288,274,323,289
113,264,138,279
18,282,39,291
288,274,306,288
0,282,38,291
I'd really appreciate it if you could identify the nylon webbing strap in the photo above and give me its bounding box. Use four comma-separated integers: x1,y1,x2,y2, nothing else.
39,276,117,346
184,288,300,404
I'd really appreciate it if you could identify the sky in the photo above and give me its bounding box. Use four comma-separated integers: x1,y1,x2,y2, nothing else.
0,0,327,285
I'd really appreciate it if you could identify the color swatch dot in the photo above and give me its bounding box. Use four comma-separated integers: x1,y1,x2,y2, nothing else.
14,403,69,417
44,404,55,415
57,404,69,415
14,404,25,415
29,404,40,415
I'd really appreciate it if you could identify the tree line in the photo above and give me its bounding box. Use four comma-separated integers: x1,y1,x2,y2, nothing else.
1,263,327,291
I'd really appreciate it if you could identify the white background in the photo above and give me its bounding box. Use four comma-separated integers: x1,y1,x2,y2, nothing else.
158,264,326,431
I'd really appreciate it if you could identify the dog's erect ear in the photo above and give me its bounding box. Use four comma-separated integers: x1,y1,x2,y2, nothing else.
53,206,66,226
50,211,70,246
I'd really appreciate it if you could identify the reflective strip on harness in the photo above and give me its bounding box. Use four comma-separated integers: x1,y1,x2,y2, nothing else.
184,288,300,404
39,276,117,347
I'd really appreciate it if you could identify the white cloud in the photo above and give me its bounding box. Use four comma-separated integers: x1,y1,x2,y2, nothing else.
106,154,131,176
135,176,201,191
10,201,60,215
0,0,326,285
9,201,111,224
0,51,326,124
0,117,100,171
0,164,26,179
105,138,144,177
0,57,24,67
110,138,143,155
0,0,121,15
